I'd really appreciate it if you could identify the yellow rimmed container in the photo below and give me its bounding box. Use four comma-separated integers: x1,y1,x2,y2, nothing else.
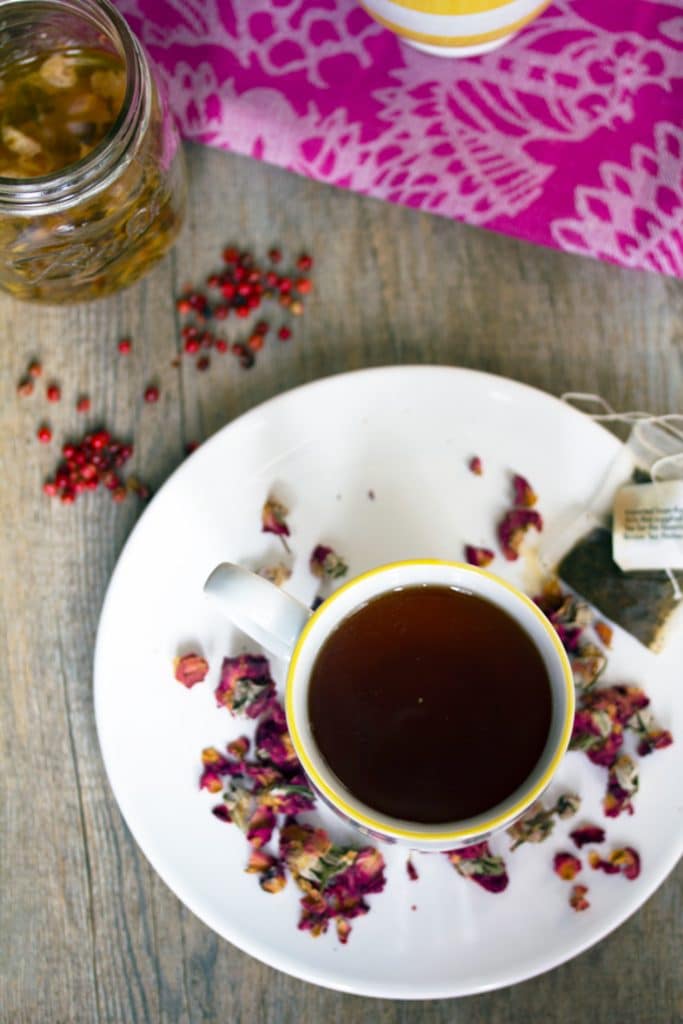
204,559,575,852
359,0,551,58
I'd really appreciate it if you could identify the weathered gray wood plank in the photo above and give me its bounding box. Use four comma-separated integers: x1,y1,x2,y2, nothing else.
1,142,681,1024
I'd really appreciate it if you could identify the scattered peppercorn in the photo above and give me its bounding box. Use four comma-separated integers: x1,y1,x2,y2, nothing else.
37,424,52,443
297,253,313,271
278,326,292,341
197,355,211,372
144,385,159,404
117,337,132,355
76,396,91,413
46,383,61,402
17,378,34,397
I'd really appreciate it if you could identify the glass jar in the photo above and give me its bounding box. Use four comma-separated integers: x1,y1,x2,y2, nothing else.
0,0,186,303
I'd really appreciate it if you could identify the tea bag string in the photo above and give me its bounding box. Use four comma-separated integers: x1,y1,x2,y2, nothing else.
561,394,682,602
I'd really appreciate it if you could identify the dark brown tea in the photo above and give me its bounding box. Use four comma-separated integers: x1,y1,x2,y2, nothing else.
308,585,552,824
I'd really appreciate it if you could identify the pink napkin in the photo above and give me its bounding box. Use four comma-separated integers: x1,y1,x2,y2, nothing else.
117,1,683,277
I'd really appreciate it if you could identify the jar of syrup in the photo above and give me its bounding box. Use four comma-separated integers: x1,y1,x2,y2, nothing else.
0,0,186,303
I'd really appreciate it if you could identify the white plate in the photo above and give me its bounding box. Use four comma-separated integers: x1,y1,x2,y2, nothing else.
94,366,682,999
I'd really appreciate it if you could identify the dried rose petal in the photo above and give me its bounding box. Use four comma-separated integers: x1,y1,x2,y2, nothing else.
603,755,639,818
595,621,613,647
215,654,277,719
468,456,483,476
174,652,209,688
262,497,291,550
211,804,231,823
589,846,640,880
464,545,495,568
569,884,590,911
553,852,582,881
310,545,348,579
406,858,418,881
569,825,606,849
498,508,543,561
512,473,538,508
445,842,509,893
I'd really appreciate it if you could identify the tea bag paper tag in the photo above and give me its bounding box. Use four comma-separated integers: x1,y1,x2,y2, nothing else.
613,481,683,570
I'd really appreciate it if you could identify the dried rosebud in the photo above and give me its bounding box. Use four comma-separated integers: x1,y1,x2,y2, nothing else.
570,643,607,691
498,508,543,560
199,769,223,794
507,803,556,849
255,706,300,772
468,456,483,476
227,736,250,760
246,805,277,849
200,747,240,776
262,497,291,549
464,545,495,568
406,858,418,881
585,685,649,725
569,825,606,849
215,654,277,719
512,473,538,507
636,728,674,756
589,847,640,880
603,755,638,818
626,708,674,757
258,563,292,587
553,852,582,881
555,793,581,819
445,842,509,893
336,918,351,944
570,709,623,766
310,545,348,579
246,849,276,874
260,862,287,894
508,794,578,850
174,652,209,688
569,884,590,911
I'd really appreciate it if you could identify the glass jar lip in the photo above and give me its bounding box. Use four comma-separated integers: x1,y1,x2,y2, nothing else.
0,0,144,206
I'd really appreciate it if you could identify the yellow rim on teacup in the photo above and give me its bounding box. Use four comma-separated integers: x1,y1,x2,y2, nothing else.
358,0,551,47
285,559,575,843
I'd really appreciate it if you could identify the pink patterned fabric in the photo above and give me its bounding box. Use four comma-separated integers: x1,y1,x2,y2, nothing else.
116,1,683,277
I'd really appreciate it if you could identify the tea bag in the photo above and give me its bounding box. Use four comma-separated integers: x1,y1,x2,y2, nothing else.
541,396,683,652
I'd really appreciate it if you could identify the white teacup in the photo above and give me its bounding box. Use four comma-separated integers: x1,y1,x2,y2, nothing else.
204,559,574,851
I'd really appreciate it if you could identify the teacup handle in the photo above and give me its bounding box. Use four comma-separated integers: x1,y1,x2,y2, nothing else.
203,563,311,660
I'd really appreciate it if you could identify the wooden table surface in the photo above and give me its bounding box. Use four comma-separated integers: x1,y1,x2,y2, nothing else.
2,143,682,1024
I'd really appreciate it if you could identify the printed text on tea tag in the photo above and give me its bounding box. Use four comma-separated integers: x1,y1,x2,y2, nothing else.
613,481,683,571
